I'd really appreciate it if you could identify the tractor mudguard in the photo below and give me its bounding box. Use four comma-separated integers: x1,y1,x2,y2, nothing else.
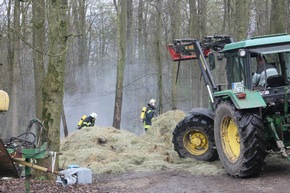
214,89,266,109
187,107,214,119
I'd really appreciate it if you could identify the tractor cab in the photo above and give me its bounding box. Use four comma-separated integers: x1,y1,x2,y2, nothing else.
216,33,290,91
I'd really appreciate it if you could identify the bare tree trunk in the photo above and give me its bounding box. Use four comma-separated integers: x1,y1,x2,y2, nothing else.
78,0,89,89
32,0,45,120
190,0,200,108
228,0,234,36
10,0,21,136
189,0,205,108
285,0,290,33
221,0,228,34
31,0,46,178
199,0,208,107
62,104,68,138
113,0,127,129
5,0,13,137
42,0,68,180
170,0,180,110
155,0,163,113
127,0,133,61
189,0,198,37
235,0,250,40
270,0,285,34
137,0,144,59
189,0,200,109
20,2,30,40
143,2,149,60
254,0,271,35
198,0,207,40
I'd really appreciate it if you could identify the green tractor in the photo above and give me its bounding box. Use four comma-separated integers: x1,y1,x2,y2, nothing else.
168,33,290,178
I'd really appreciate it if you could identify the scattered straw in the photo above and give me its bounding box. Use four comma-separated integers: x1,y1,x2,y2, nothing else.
60,110,225,175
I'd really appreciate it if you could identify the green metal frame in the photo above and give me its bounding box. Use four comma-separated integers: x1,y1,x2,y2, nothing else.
22,142,48,159
6,142,48,159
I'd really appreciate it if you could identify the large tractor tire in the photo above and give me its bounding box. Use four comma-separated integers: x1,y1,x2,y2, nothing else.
172,111,218,162
214,101,267,178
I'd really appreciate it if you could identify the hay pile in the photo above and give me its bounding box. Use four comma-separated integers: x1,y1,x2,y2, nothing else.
60,110,224,175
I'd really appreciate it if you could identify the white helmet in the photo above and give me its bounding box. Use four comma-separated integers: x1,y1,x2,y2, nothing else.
149,99,156,106
90,112,97,119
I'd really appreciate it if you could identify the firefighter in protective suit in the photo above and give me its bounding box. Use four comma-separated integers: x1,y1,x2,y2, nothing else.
78,112,97,129
140,99,157,131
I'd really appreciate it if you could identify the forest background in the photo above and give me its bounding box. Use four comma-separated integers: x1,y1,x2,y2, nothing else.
0,0,289,145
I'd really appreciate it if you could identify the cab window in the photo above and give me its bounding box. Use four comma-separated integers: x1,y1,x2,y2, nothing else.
226,53,247,87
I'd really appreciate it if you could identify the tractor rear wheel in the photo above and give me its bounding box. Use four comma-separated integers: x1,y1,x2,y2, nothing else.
172,113,218,162
214,101,267,178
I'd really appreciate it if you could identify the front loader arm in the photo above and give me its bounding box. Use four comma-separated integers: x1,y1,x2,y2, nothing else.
168,39,217,103
193,40,218,102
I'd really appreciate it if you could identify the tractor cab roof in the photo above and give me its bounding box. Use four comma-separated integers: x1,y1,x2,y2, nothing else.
249,44,290,55
223,33,290,52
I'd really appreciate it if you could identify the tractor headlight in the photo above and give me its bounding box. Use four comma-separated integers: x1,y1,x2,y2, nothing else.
238,49,246,57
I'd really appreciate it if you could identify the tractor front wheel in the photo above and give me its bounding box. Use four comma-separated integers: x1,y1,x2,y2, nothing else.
172,113,218,162
214,101,267,178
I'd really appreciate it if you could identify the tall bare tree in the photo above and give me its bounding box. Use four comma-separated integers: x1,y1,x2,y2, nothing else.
4,0,13,137
78,0,89,88
170,0,180,110
31,0,46,177
42,0,68,179
189,0,202,109
113,0,127,129
189,0,198,37
198,0,207,40
188,0,208,108
221,0,237,37
127,0,133,61
155,0,163,113
286,0,290,33
254,0,270,35
235,0,250,40
32,0,45,120
137,0,144,59
270,0,285,34
9,0,21,137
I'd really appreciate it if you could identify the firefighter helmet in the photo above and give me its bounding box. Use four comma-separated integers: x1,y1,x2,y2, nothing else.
149,99,156,107
90,112,97,119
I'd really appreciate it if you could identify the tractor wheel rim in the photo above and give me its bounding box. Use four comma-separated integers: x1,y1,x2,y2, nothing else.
221,116,240,163
183,130,208,156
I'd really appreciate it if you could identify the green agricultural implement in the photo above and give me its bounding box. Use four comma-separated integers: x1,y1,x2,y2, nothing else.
0,91,92,191
0,91,62,192
168,33,290,178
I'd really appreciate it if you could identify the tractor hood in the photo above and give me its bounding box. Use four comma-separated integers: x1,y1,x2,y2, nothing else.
213,89,266,109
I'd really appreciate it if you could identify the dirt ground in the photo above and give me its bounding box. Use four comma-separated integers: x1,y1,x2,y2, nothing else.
94,163,290,193
1,161,290,193
2,110,290,192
